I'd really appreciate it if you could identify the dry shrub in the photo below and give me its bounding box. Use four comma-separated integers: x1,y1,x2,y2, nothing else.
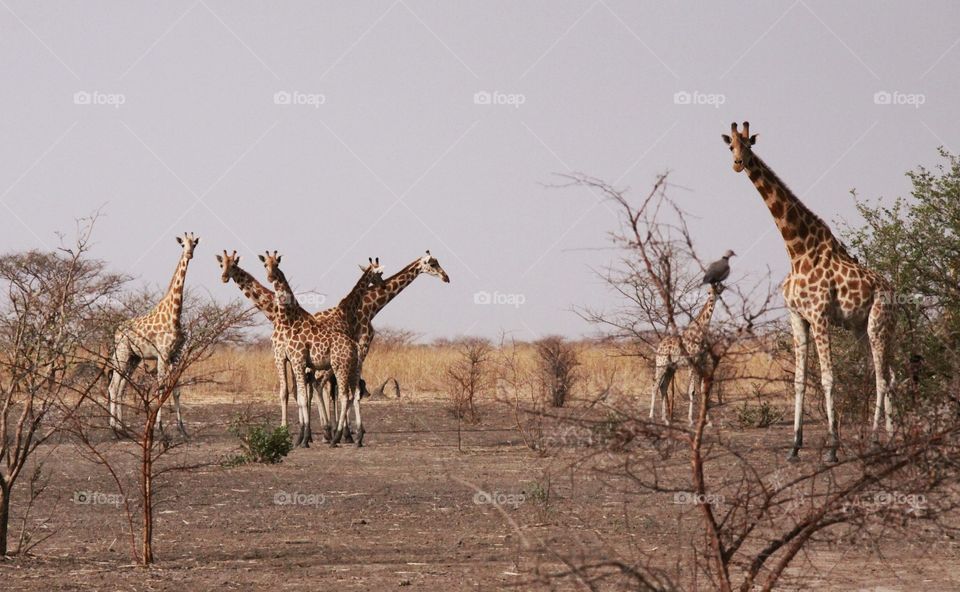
443,338,493,424
533,336,580,407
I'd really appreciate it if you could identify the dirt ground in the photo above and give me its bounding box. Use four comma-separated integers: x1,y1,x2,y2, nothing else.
2,398,959,591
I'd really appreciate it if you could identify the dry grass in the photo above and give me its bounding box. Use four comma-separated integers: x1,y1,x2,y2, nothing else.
185,338,795,411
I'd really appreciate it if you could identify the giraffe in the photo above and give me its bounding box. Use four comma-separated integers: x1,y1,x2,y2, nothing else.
259,251,377,447
722,121,896,462
650,283,722,425
217,249,382,435
108,232,199,436
314,251,450,426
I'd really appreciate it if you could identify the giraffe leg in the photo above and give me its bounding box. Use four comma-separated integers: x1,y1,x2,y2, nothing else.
788,311,810,462
108,344,137,434
868,297,895,438
810,318,838,464
650,361,671,421
660,367,675,424
687,370,696,426
155,358,167,435
292,366,310,448
314,371,331,442
274,354,289,428
173,387,188,437
302,371,314,446
352,375,365,448
329,368,352,447
327,374,354,443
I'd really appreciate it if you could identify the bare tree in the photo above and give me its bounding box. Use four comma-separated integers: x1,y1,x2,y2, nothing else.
0,218,127,555
69,290,255,564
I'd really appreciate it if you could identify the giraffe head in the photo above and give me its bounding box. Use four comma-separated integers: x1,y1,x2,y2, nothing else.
416,250,450,283
721,121,758,173
176,232,200,260
258,250,283,283
359,257,387,288
215,250,242,284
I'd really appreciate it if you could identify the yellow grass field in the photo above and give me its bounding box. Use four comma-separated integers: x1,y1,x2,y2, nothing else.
187,338,793,411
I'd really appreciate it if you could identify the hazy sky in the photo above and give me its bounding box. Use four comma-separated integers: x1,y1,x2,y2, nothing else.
1,1,957,340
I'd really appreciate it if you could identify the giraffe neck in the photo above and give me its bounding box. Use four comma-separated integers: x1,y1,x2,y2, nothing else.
359,260,421,324
743,153,851,266
156,251,191,326
231,266,276,323
269,269,304,325
337,268,378,326
682,289,717,345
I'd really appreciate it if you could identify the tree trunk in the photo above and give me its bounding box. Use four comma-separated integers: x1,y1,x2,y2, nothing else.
0,480,10,556
141,424,154,564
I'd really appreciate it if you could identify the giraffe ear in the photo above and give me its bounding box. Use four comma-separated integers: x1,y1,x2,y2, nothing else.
194,237,200,245
176,236,184,246
721,134,732,145
258,254,266,263
748,134,758,145
216,254,223,263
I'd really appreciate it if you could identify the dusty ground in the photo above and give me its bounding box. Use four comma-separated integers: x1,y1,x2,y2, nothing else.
1,397,958,591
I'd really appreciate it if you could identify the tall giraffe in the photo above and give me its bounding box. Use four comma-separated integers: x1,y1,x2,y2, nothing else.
260,251,378,447
723,122,895,462
216,250,290,426
108,232,199,436
314,251,450,429
650,283,721,425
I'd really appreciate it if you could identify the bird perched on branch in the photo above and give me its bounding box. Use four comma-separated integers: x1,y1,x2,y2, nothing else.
702,250,736,286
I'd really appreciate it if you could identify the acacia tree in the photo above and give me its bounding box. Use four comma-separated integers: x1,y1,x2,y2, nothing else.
0,220,126,555
843,148,960,413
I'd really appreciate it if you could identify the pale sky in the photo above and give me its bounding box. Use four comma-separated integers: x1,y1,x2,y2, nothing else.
1,1,957,340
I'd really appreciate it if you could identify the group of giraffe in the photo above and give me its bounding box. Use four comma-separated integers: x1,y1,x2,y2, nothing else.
650,122,896,463
107,237,449,448
105,121,896,462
